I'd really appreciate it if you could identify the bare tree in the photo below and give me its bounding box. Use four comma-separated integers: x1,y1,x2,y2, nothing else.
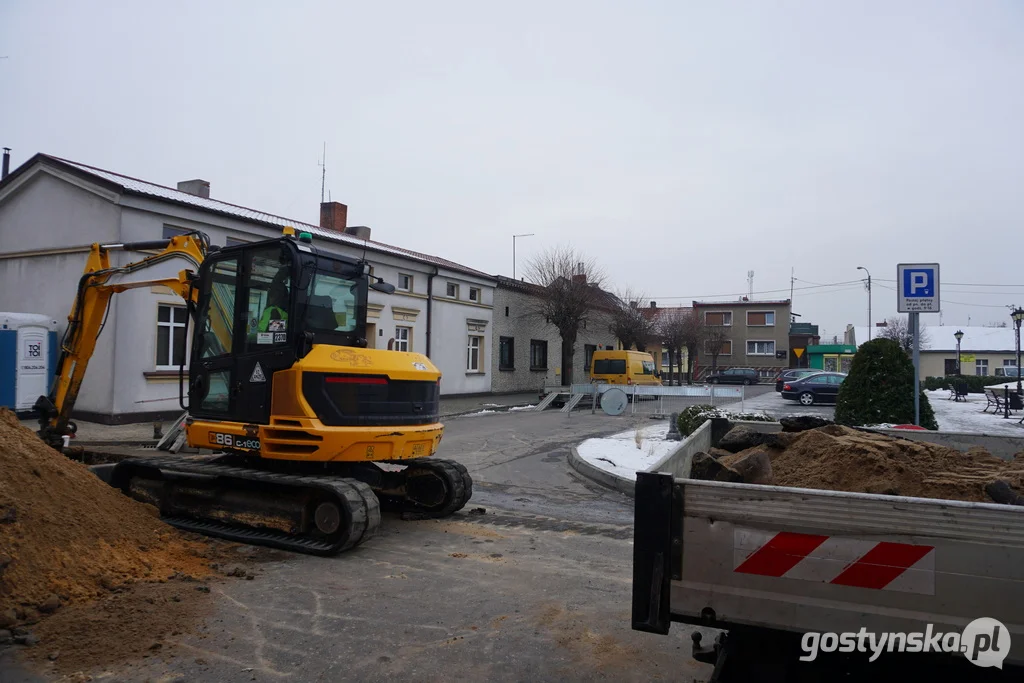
609,290,655,352
524,245,606,386
705,325,731,374
878,315,931,353
679,309,704,384
657,309,689,385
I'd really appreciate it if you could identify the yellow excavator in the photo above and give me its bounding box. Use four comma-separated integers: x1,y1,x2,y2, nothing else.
35,228,472,555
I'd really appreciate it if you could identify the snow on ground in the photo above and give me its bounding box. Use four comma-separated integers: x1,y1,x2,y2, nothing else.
576,422,680,481
508,404,536,411
462,409,498,417
925,390,1024,436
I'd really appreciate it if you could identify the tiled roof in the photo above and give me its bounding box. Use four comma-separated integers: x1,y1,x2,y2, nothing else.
693,299,792,307
37,155,493,280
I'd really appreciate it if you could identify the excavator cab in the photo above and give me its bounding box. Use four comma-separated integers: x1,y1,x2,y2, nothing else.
187,235,370,426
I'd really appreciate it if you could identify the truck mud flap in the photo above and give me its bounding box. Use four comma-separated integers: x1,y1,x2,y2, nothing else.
632,471,680,634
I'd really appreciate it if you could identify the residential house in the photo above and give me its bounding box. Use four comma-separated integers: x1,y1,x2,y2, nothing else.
692,299,793,379
490,276,617,392
846,325,1020,378
0,153,495,422
641,302,692,382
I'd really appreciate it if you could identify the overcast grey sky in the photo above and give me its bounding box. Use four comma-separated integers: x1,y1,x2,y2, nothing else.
2,1,1022,338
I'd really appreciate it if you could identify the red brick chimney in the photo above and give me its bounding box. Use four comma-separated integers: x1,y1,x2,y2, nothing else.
320,202,348,232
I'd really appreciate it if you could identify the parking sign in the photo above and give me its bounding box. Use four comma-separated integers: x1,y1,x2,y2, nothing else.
897,263,940,313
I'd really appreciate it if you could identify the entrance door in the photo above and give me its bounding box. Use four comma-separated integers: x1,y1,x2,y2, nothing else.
15,326,48,410
365,323,376,349
190,257,240,419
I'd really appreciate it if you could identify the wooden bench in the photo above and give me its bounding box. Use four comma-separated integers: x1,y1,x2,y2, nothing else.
948,380,969,402
984,387,1024,414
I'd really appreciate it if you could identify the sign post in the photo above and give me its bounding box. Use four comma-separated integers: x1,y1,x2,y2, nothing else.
897,264,940,426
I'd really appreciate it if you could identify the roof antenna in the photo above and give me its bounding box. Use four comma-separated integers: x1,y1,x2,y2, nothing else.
318,142,326,203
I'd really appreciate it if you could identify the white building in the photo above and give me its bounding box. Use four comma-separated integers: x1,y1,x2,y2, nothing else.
0,153,495,422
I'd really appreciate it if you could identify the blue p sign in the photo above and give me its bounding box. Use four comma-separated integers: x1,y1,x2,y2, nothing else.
904,269,934,298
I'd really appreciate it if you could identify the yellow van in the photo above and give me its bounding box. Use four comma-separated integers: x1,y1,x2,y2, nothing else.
590,350,662,386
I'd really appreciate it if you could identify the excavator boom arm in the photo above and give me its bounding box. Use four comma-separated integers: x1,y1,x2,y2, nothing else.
37,232,209,445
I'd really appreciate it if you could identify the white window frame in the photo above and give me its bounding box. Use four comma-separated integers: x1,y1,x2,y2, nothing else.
469,287,480,302
1004,359,1017,367
746,339,776,356
446,282,459,299
395,326,411,352
976,358,989,376
467,335,484,372
746,310,775,327
704,339,732,356
156,303,189,370
398,273,413,292
704,311,732,326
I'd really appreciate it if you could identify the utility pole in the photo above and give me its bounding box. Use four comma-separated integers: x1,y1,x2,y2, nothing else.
512,233,534,280
857,266,872,340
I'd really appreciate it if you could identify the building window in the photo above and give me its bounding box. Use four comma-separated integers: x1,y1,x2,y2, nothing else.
156,304,188,369
746,311,775,327
446,282,459,298
704,339,733,356
746,340,776,356
467,335,483,371
976,358,989,376
225,236,248,247
944,359,958,376
1005,359,1017,367
162,225,190,240
704,311,732,326
398,274,412,292
395,326,411,352
530,340,548,370
499,337,514,370
585,344,597,371
469,287,480,302
505,306,509,317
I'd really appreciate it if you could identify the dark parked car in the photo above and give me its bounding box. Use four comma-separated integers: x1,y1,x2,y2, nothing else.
775,369,821,392
780,372,847,405
707,368,759,385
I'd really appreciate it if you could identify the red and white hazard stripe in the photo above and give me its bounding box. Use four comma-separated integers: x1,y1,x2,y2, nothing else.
733,528,935,595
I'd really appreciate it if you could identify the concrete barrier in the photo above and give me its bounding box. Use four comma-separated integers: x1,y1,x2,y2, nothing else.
647,419,712,479
866,428,1024,461
567,446,636,497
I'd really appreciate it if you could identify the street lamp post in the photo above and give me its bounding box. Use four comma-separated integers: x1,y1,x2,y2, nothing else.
954,329,964,376
857,266,872,340
1012,308,1024,396
513,233,534,280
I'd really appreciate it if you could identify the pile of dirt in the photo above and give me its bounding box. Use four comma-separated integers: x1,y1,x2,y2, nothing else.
0,408,213,619
719,424,1024,502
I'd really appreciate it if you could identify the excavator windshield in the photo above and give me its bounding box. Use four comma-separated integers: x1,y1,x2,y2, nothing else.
301,256,367,346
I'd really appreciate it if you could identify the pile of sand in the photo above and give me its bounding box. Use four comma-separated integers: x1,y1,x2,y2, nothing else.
0,408,212,619
719,424,1024,502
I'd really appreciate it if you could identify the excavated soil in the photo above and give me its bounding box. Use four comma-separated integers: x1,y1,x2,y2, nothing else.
0,408,215,615
719,425,1024,502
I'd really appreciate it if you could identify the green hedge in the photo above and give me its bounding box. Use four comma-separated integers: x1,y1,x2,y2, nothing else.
676,404,775,437
923,375,1013,393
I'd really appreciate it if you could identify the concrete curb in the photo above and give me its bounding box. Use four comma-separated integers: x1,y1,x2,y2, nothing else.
568,445,636,497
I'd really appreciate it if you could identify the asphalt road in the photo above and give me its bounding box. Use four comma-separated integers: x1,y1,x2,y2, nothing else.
4,410,717,683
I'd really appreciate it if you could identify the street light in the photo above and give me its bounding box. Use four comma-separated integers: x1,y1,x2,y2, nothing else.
513,233,534,280
1012,308,1024,395
857,266,872,341
954,329,964,377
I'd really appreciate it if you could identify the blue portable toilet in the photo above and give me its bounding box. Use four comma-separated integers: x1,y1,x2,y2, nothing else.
0,313,59,413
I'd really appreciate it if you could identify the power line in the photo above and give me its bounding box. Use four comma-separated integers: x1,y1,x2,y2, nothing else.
650,279,863,301
876,278,1023,288
874,283,1014,309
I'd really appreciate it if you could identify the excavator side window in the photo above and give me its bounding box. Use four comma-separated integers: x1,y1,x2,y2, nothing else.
192,257,239,413
244,247,293,352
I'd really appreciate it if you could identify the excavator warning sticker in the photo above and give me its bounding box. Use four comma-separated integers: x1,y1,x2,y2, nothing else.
250,363,267,383
257,332,273,344
268,319,286,332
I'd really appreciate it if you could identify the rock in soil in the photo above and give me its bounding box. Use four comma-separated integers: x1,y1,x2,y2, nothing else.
37,594,61,614
689,452,743,483
779,415,834,433
986,480,1024,506
718,426,781,453
729,451,774,485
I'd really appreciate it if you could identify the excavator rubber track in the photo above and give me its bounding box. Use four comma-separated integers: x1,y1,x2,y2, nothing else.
377,458,474,517
109,456,381,556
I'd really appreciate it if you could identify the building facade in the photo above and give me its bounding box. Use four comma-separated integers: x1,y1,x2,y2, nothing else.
489,276,617,392
0,153,496,422
693,299,793,379
846,325,1020,378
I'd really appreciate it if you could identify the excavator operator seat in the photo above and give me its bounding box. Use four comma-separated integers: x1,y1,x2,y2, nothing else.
305,295,338,332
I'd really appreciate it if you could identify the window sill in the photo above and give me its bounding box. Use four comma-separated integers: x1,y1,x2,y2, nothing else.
499,367,515,372
530,367,548,372
145,370,187,379
466,371,485,375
